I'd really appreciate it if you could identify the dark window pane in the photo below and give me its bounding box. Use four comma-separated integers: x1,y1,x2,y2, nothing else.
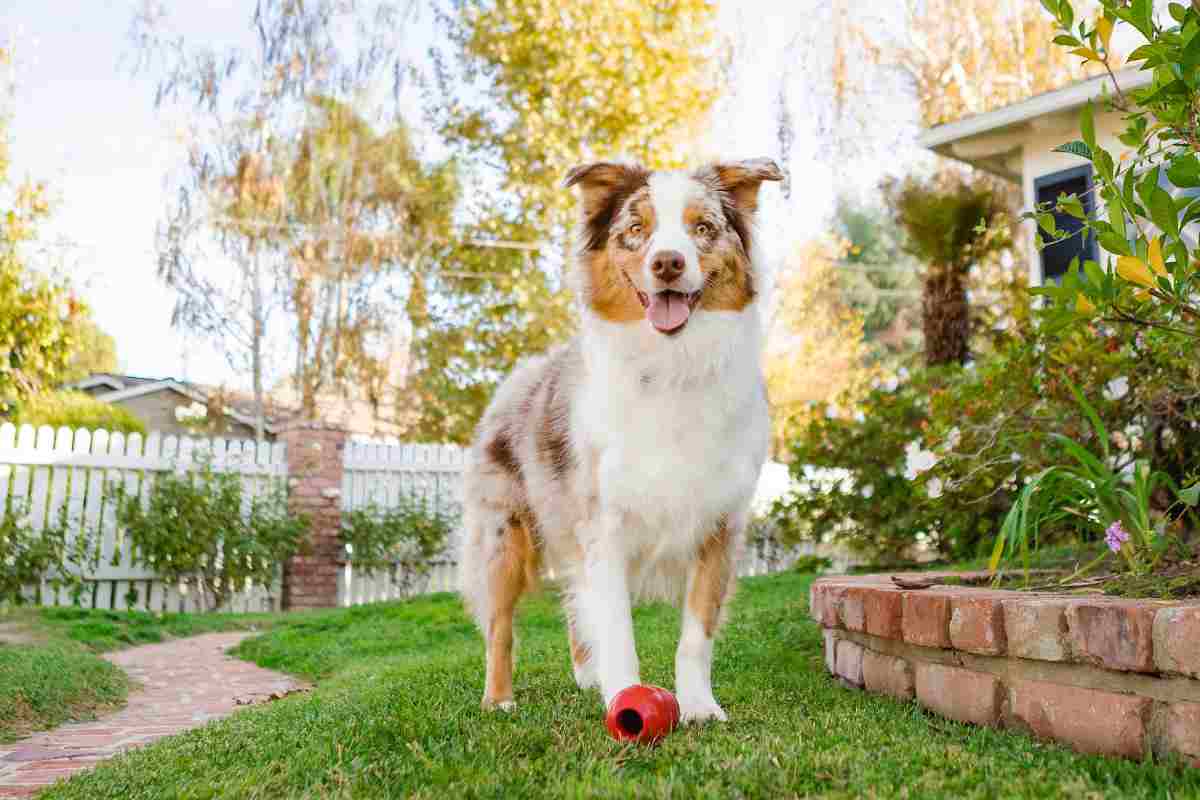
1035,166,1097,284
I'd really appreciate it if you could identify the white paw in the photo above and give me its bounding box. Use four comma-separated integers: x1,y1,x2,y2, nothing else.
573,661,599,690
678,697,728,724
482,698,516,712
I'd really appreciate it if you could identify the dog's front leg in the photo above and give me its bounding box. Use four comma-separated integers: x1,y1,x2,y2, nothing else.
676,516,737,723
574,517,639,707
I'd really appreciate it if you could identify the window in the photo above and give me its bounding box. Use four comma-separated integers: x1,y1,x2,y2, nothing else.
1034,165,1098,285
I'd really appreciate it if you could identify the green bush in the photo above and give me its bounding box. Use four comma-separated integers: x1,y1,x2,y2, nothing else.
9,391,146,435
770,324,1200,564
0,503,97,607
340,496,453,594
108,463,308,611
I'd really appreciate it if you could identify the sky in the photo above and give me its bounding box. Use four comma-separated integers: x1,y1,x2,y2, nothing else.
4,0,924,393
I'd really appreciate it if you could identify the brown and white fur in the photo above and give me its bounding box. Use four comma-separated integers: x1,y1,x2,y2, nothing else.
459,158,782,722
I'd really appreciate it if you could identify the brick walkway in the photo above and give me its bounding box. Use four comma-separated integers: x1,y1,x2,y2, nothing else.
0,633,305,798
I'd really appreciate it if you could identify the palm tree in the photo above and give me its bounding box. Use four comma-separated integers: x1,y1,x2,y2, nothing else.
885,172,1012,366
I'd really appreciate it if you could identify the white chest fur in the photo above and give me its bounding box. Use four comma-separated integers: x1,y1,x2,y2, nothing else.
574,312,769,564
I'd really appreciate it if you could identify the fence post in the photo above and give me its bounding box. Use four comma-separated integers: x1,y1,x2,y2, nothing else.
280,422,347,610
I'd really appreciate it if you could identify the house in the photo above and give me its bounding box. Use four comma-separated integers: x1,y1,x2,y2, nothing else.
66,372,414,442
66,373,282,440
919,68,1157,285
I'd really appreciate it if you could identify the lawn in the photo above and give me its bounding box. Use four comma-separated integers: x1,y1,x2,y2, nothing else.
31,571,1198,800
0,606,278,743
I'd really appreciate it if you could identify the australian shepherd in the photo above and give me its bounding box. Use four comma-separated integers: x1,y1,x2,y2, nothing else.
459,158,782,722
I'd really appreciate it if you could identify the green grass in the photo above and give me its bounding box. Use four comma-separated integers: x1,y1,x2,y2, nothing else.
0,606,279,743
37,571,1200,799
31,606,279,653
0,638,128,744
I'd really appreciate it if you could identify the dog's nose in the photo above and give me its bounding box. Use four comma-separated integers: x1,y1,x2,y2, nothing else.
651,250,685,282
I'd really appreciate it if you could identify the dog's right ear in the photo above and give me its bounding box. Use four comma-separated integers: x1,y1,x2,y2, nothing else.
564,162,649,219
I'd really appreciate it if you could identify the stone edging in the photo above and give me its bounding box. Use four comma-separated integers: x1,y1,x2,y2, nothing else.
810,573,1200,766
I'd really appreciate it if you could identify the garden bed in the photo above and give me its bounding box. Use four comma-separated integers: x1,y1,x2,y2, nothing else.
811,572,1200,766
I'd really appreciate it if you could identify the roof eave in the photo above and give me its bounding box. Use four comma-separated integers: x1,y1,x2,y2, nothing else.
918,68,1153,152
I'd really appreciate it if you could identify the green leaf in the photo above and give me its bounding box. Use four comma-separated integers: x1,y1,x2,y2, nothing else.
1097,229,1133,256
1053,140,1093,160
1106,196,1127,239
1169,3,1188,23
1148,186,1180,237
1053,34,1082,46
1058,193,1086,219
1080,102,1095,150
1180,482,1200,507
1037,212,1058,236
1167,153,1200,187
1064,378,1110,460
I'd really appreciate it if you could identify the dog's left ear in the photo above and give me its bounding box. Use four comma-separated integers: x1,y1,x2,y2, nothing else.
696,158,784,217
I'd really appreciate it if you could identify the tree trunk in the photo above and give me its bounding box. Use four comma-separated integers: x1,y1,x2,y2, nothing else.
250,247,266,442
922,265,970,366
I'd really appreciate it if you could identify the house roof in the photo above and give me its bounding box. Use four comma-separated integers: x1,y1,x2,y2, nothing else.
918,68,1154,179
64,373,285,434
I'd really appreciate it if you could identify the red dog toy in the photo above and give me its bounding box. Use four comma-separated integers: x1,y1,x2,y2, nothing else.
604,685,680,744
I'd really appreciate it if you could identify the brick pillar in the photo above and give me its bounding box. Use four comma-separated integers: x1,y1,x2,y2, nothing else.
280,422,347,610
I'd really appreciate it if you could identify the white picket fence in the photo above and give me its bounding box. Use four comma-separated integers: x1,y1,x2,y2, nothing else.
2,421,826,613
338,441,466,606
0,423,287,612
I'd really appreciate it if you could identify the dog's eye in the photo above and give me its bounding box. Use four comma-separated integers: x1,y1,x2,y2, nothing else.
629,223,644,236
695,222,712,237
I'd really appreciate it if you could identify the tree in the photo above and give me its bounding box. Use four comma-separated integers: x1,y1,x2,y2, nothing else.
131,0,418,439
281,96,457,420
0,47,84,412
884,172,1013,366
62,317,118,383
859,0,1101,127
410,0,723,441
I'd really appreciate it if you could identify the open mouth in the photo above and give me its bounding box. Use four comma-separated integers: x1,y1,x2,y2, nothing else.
636,290,702,335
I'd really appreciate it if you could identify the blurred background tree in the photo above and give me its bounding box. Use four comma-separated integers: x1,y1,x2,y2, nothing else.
409,0,723,442
0,47,87,414
857,0,1101,127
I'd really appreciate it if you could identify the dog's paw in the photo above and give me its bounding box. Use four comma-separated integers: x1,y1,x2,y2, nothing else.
573,661,599,691
481,697,516,712
678,697,728,725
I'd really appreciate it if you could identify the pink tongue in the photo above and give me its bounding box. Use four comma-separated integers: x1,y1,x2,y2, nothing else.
647,292,691,332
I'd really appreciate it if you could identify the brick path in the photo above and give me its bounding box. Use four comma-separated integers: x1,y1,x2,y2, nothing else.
0,633,305,798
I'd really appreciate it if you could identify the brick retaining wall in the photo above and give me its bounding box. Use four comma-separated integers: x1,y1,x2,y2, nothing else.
810,573,1200,766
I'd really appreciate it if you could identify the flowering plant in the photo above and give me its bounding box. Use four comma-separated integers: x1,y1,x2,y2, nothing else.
990,380,1197,581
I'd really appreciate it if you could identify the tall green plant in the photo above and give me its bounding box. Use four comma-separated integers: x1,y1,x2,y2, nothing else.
1032,0,1200,339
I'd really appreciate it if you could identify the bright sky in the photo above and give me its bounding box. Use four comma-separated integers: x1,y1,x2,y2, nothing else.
5,0,923,392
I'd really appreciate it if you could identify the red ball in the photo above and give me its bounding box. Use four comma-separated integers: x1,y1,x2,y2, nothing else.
604,685,680,744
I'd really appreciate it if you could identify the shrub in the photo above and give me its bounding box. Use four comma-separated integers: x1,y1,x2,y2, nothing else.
770,323,1200,564
9,391,146,435
108,463,308,611
340,496,453,595
0,503,96,607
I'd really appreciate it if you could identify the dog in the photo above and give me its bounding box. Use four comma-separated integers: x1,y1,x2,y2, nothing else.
459,158,782,723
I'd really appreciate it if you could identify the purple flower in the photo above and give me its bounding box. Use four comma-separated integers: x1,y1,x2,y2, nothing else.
1105,521,1130,553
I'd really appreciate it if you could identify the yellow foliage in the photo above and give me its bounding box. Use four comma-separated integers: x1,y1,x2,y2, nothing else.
1148,236,1168,276
765,237,873,456
446,0,721,230
860,0,1104,127
1117,255,1157,288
